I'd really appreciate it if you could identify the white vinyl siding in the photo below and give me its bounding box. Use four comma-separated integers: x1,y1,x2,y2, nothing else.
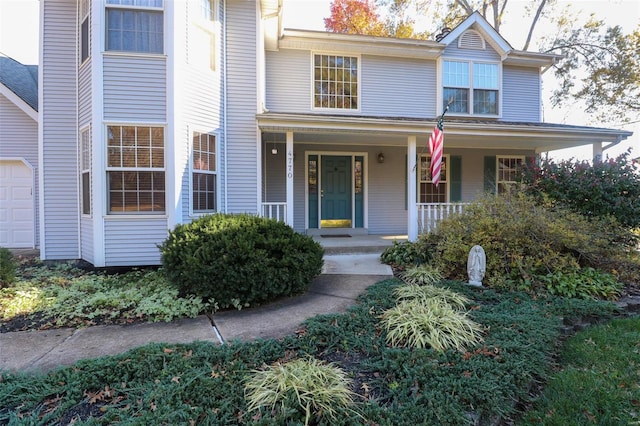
104,218,166,266
78,60,92,126
502,65,541,122
179,0,224,220
80,218,94,264
40,0,79,259
225,0,258,213
103,55,167,122
266,50,436,118
0,96,39,247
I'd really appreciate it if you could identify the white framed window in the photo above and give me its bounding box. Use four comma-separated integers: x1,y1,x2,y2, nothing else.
80,127,91,215
105,0,164,54
200,0,215,22
418,154,448,203
191,131,217,213
443,60,499,115
106,125,165,213
80,0,90,63
496,156,524,194
313,53,359,110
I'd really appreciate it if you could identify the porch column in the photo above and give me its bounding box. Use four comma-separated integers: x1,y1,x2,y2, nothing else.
286,131,294,226
592,142,603,163
407,136,418,241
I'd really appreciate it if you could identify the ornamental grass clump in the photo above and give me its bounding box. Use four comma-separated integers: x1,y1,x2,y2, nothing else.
400,264,443,286
382,298,483,352
244,357,359,425
394,283,469,310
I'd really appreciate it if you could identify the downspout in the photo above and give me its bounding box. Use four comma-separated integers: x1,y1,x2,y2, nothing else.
223,0,228,213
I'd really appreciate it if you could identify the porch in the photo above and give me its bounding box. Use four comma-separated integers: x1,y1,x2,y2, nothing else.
262,201,469,235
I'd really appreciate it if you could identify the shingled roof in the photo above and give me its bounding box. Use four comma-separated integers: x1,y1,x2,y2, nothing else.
0,55,38,111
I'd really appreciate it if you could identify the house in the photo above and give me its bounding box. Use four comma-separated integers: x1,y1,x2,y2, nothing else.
0,55,39,249
33,0,632,267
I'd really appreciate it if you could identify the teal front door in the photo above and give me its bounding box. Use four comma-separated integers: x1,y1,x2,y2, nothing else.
321,156,352,228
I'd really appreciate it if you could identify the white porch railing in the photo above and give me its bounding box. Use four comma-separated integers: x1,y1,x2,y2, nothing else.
261,202,287,222
417,203,468,233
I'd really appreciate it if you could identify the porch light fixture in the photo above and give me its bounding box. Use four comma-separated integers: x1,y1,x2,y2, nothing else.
270,134,278,155
377,152,385,163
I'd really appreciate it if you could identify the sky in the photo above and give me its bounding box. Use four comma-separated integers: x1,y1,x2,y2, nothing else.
0,0,637,160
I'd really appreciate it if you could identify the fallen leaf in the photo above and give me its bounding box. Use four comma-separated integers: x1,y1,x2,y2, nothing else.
163,348,174,354
172,376,181,384
182,350,193,358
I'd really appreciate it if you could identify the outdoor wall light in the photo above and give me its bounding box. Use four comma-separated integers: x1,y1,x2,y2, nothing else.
377,152,385,163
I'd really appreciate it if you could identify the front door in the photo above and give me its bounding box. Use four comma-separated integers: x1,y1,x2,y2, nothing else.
321,155,351,228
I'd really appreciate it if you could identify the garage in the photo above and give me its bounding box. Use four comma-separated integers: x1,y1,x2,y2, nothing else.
0,160,34,248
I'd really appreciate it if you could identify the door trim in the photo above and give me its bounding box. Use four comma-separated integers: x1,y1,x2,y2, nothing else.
305,151,368,230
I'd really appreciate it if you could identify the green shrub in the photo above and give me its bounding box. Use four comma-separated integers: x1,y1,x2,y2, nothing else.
427,193,639,292
159,214,324,309
535,267,623,300
380,239,433,267
0,247,16,288
244,357,359,425
520,151,640,228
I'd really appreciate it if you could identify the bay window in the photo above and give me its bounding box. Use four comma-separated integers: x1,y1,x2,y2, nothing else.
106,0,163,54
192,132,217,213
107,125,165,213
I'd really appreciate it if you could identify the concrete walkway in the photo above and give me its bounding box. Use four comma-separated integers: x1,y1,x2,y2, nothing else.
0,254,392,374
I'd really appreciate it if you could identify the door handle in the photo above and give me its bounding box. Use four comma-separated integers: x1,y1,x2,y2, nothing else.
320,189,324,198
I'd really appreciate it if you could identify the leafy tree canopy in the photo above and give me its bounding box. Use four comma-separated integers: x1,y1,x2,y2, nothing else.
325,0,640,124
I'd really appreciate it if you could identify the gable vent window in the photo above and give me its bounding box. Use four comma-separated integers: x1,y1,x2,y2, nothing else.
458,30,486,50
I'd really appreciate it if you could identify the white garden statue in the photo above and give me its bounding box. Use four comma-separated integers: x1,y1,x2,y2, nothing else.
467,245,486,287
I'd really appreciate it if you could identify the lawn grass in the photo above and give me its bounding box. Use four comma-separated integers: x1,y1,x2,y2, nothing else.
0,279,623,425
522,317,640,425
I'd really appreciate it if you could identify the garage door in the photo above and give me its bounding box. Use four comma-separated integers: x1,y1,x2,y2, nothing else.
0,160,34,248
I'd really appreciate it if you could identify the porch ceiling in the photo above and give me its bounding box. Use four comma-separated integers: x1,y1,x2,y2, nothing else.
257,112,633,153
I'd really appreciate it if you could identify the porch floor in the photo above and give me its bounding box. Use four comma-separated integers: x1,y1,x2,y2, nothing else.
312,234,408,255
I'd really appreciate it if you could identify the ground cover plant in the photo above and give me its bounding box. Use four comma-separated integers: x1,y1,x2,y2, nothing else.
0,279,621,425
0,259,209,332
159,214,324,310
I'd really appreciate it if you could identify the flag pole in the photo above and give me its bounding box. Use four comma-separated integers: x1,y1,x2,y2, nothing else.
413,98,454,172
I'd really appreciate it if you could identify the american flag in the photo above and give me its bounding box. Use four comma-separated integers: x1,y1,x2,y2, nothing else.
428,115,444,187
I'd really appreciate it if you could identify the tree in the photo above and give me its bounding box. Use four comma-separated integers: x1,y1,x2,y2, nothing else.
325,0,640,124
324,0,389,36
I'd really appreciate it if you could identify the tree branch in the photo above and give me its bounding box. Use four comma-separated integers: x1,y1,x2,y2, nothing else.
523,0,547,51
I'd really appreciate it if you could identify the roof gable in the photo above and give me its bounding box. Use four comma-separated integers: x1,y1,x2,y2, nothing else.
439,12,512,58
0,56,38,112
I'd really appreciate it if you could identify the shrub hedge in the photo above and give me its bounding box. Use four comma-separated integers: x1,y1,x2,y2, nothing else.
159,214,324,309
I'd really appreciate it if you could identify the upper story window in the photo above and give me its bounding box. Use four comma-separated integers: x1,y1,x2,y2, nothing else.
106,0,164,54
443,60,499,115
80,0,90,63
313,54,359,110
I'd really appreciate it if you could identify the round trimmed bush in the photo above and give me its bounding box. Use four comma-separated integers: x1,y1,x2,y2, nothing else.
159,214,324,309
